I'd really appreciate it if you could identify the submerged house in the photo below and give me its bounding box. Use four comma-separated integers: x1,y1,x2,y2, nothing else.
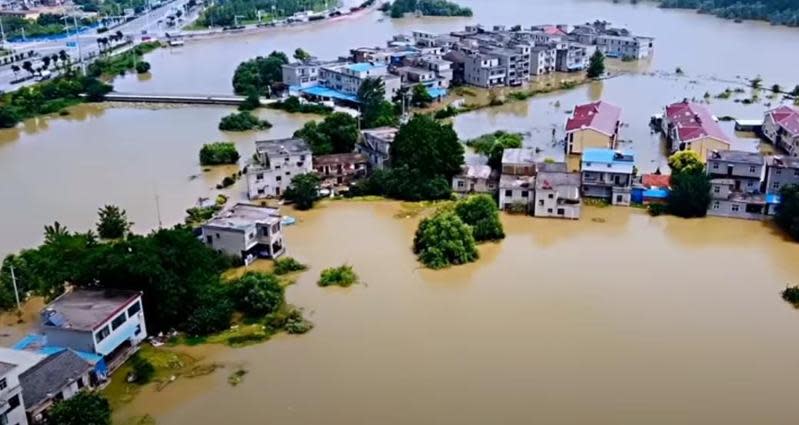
201,203,285,263
632,174,671,205
565,101,622,156
19,350,93,424
580,148,635,206
246,138,313,200
662,100,730,162
706,150,766,220
452,164,498,195
533,168,582,219
762,105,799,157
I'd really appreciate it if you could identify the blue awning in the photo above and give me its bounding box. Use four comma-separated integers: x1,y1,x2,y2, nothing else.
299,85,360,103
767,194,781,204
427,87,447,98
643,188,669,199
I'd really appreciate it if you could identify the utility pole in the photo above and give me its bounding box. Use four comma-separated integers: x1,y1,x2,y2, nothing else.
0,16,6,46
73,15,85,75
10,265,21,312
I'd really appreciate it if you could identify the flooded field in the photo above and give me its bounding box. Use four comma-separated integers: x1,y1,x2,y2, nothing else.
111,201,799,425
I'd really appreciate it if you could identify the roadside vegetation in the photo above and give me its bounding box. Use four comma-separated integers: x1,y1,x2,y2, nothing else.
232,51,288,96
388,0,473,18
293,112,359,155
199,142,241,165
269,96,333,115
196,0,328,28
218,111,272,131
318,265,359,287
1,13,96,40
87,42,160,78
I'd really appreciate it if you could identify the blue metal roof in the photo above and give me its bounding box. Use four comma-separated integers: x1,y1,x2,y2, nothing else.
346,63,382,73
299,85,360,103
427,87,447,98
582,148,633,163
643,188,669,199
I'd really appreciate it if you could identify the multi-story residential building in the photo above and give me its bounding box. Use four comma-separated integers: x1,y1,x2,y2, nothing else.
533,168,581,219
452,164,499,195
0,348,43,425
498,148,538,210
555,43,595,72
580,148,635,206
565,100,621,155
662,100,731,162
530,44,556,75
202,203,285,262
706,150,764,193
318,62,401,101
764,156,799,215
706,150,767,220
281,60,323,89
246,138,313,199
595,35,654,59
463,54,506,88
20,350,93,424
357,127,399,170
313,153,369,188
485,44,531,86
762,105,799,157
40,289,147,372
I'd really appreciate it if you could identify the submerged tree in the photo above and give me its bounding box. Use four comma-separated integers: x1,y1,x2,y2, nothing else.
586,50,605,79
454,195,505,242
413,211,478,269
284,173,321,210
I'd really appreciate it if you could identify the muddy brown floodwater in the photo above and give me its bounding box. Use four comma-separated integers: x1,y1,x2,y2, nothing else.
111,201,799,425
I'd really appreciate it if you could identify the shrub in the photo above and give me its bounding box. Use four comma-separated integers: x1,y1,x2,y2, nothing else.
232,272,284,317
48,392,111,425
199,142,240,165
413,210,478,269
782,286,799,307
135,61,151,74
273,257,307,275
318,265,358,287
129,353,155,384
218,111,272,131
647,203,667,216
454,195,505,242
284,173,321,210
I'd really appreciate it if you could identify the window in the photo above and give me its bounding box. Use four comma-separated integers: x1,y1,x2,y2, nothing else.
713,186,720,193
749,166,756,173
7,394,19,410
256,173,264,181
77,377,85,389
616,195,623,203
712,162,719,169
505,190,512,197
521,191,529,198
773,182,781,190
0,377,6,390
457,181,464,188
731,204,740,212
548,193,554,199
95,325,111,344
547,208,553,213
538,200,544,206
135,324,142,336
557,208,565,215
215,233,220,239
111,313,127,331
776,169,782,175
257,188,265,195
285,171,291,176
205,235,212,244
795,170,799,177
276,176,282,182
127,301,141,317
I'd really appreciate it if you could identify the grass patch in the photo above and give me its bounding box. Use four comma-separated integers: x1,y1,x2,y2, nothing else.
318,265,359,288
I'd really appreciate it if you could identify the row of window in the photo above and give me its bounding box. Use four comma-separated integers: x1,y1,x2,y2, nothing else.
95,300,142,344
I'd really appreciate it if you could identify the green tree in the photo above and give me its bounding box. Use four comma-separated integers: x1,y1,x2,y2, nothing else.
293,112,359,155
284,173,321,210
232,271,284,316
0,106,21,129
667,171,711,218
129,353,155,384
135,61,151,74
48,391,111,425
391,114,464,180
667,150,704,175
775,185,799,241
411,83,433,107
454,195,505,241
96,205,132,239
232,51,289,96
358,77,397,128
293,48,311,62
465,131,523,169
219,111,272,131
413,210,478,269
239,91,261,111
586,50,605,79
199,142,240,165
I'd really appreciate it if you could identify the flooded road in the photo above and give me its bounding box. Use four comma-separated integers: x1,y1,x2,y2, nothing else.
112,201,799,425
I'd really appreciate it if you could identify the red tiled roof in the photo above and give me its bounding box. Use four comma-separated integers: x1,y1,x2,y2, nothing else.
768,105,799,137
541,25,567,36
642,174,670,188
665,101,730,144
565,101,621,136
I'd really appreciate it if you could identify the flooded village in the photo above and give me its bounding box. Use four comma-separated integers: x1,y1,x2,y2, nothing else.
2,0,799,424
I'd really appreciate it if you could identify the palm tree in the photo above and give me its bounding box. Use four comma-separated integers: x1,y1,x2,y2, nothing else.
10,65,20,76
50,53,59,68
42,56,51,69
44,221,70,244
58,49,68,63
21,61,34,75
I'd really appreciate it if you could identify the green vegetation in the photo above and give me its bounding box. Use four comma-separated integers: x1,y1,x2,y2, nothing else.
88,42,160,78
273,257,308,275
454,195,505,242
200,142,241,165
465,131,523,169
284,173,322,210
228,368,248,386
75,0,149,15
185,205,222,227
293,48,312,62
239,92,262,111
658,0,799,27
411,84,434,107
293,112,359,155
269,96,333,114
198,0,328,27
231,272,284,317
775,185,799,241
49,391,111,425
232,51,289,96
0,73,112,128
414,210,478,269
586,50,605,79
128,353,156,384
389,0,473,18
666,151,711,218
358,77,399,129
135,61,151,74
96,205,133,239
318,265,359,287
219,111,272,131
2,14,95,40
782,285,799,307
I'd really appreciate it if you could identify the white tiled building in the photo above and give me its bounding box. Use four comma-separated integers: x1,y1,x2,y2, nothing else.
246,138,313,199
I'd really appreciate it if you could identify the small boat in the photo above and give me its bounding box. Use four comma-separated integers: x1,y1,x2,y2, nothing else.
281,216,297,226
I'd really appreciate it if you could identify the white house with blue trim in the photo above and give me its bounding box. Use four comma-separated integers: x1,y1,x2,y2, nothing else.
580,148,635,206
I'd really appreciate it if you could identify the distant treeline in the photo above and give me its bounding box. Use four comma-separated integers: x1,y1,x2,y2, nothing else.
389,0,473,18
658,0,799,26
198,0,328,27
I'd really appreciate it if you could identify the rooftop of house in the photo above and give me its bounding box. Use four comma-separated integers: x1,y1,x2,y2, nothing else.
641,174,671,188
0,348,45,377
361,126,399,141
708,150,763,165
313,153,368,167
255,138,311,158
581,148,635,174
205,203,280,231
565,100,621,136
499,174,536,189
20,350,93,409
458,164,495,180
345,62,384,73
535,171,581,191
665,100,730,144
767,105,799,136
42,289,141,332
502,148,537,165
537,162,568,173
768,155,799,169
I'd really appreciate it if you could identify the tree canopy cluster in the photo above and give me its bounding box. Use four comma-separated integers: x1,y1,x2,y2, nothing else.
665,151,711,218
219,111,272,131
293,112,359,155
586,50,605,79
358,77,399,129
389,0,473,18
349,114,464,201
269,96,333,115
232,51,289,96
48,391,111,425
659,0,799,26
775,185,799,241
284,173,322,210
198,0,328,27
199,142,241,165
465,131,523,169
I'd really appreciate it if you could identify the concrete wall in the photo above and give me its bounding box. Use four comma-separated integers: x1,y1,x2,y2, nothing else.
566,128,614,155
499,188,532,210
452,177,495,194
43,328,95,354
708,199,766,220
203,227,246,258
533,189,581,219
247,153,312,199
766,166,799,194
0,387,27,425
691,137,730,162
